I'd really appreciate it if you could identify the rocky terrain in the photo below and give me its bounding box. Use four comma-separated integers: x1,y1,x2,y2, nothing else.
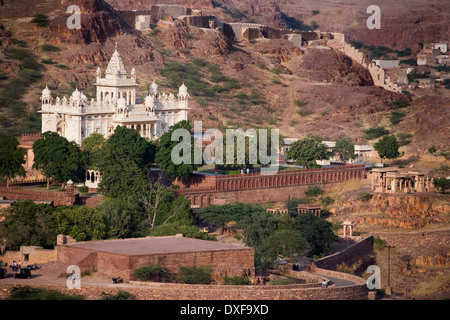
1,0,449,156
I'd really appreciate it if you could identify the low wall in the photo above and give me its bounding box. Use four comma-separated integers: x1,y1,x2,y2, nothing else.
315,236,374,270
57,244,255,282
179,165,365,207
0,186,77,207
0,279,368,300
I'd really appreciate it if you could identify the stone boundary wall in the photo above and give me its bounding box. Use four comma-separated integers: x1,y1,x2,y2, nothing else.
57,243,255,282
314,236,374,270
177,165,365,207
0,187,77,207
327,39,402,93
178,165,365,191
0,278,368,300
228,22,320,42
1,247,57,265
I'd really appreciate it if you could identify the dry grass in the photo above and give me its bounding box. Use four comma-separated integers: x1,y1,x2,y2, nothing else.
326,178,370,200
411,272,450,297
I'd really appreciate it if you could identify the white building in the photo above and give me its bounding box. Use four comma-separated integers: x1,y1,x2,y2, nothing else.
39,46,190,146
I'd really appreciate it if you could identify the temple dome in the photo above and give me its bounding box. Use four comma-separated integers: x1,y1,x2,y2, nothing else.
105,48,127,77
178,83,188,95
149,81,159,94
71,88,81,101
42,86,51,98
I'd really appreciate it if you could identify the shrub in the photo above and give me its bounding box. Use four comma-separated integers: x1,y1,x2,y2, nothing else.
133,264,170,282
55,64,70,69
373,237,386,251
389,110,406,125
357,191,373,202
362,126,389,140
223,276,250,285
101,291,135,300
305,185,324,198
390,98,410,109
78,186,89,194
176,265,213,284
396,132,412,146
294,99,309,108
7,286,84,300
434,178,450,194
31,14,50,27
297,110,314,117
41,44,61,52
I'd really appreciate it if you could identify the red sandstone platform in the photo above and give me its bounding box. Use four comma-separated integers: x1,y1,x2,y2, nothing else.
64,236,249,256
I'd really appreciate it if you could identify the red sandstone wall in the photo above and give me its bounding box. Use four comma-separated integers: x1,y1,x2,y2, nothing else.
128,248,255,281
0,281,369,300
0,186,77,207
58,245,255,281
315,236,374,270
179,165,365,207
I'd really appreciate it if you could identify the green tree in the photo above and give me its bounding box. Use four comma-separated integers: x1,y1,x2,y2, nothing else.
155,120,203,180
52,206,107,241
139,174,194,229
217,129,281,170
374,135,403,162
96,198,147,239
0,133,26,187
106,126,156,174
0,200,56,250
148,222,216,240
285,135,329,168
32,131,87,189
259,229,308,261
95,145,148,199
291,213,337,257
434,178,450,194
239,211,279,248
362,126,389,140
334,137,357,162
81,132,106,167
199,202,265,234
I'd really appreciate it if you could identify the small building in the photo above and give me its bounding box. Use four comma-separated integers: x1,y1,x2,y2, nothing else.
341,220,355,237
297,204,322,217
57,235,255,282
370,168,434,194
266,207,288,215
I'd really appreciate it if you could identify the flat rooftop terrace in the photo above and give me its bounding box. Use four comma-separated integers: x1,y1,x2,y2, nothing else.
64,236,249,256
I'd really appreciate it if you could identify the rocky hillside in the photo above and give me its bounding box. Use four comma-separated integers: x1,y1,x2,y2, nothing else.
0,0,448,159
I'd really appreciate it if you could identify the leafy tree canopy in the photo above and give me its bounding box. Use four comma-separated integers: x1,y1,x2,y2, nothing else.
374,135,403,161
285,135,329,168
0,133,26,186
105,126,156,174
291,213,337,257
155,120,203,180
52,205,108,242
334,137,357,162
198,202,266,234
0,200,56,250
32,131,87,186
